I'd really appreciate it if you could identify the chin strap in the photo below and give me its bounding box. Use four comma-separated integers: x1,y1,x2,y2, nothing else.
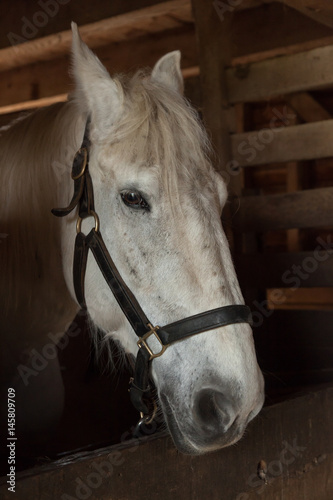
52,120,253,417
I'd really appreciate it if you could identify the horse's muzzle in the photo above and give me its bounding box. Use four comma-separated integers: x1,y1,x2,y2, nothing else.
160,381,264,454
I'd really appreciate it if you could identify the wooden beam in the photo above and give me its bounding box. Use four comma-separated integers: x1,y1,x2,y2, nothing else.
286,92,332,122
236,251,333,288
0,94,68,116
267,287,333,310
1,386,333,499
0,0,193,72
233,187,333,232
227,45,333,103
232,119,333,167
191,0,239,250
191,0,234,175
276,0,333,30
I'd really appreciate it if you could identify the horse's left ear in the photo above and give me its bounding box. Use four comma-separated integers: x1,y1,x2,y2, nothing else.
151,51,184,95
71,22,123,130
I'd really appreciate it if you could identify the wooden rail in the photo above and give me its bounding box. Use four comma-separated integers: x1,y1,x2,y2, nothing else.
233,187,333,232
227,45,333,103
231,119,333,167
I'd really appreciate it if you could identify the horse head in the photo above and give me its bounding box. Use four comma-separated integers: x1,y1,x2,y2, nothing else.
60,24,264,454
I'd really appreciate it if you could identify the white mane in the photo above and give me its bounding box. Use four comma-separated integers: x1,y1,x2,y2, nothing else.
0,102,80,312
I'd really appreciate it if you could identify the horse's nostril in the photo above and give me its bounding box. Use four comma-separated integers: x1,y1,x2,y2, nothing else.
194,389,236,433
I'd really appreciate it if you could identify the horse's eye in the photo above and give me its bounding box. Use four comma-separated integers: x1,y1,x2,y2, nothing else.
121,190,150,211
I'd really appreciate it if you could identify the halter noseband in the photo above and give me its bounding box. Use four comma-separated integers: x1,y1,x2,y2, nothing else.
52,121,252,418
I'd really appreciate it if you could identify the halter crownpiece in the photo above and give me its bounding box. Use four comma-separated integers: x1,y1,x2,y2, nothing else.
52,120,253,419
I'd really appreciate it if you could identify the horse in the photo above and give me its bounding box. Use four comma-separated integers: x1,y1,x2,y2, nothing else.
0,23,264,455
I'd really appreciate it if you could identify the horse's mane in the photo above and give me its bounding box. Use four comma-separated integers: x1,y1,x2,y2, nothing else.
0,101,82,324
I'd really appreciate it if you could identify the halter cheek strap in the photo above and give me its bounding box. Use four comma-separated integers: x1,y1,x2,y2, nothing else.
52,121,252,416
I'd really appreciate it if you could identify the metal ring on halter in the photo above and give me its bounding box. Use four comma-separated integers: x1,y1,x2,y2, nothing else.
140,400,158,425
76,210,100,234
71,148,88,180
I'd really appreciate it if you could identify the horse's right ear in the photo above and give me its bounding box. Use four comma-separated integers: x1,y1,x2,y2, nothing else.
71,23,123,132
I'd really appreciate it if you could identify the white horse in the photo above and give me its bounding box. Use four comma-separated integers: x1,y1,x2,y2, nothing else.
0,24,264,455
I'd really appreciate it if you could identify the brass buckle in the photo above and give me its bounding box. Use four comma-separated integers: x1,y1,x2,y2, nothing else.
137,324,168,360
76,210,100,234
71,148,88,180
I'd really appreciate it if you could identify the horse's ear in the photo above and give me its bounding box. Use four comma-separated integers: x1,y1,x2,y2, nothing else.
71,22,122,127
151,51,184,95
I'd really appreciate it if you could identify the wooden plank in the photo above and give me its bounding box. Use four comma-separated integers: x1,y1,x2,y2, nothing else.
227,45,333,103
276,0,333,29
1,386,332,499
233,187,333,232
231,119,333,167
236,251,333,288
0,94,68,115
0,0,193,72
267,287,333,310
0,26,197,107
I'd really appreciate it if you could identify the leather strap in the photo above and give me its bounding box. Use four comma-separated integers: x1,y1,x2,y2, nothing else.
52,120,91,218
73,232,89,310
158,305,252,345
85,229,150,337
130,348,152,414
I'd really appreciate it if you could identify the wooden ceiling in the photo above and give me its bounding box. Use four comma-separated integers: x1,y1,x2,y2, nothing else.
1,0,333,114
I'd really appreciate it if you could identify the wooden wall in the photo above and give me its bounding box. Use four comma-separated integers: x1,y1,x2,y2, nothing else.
1,385,332,499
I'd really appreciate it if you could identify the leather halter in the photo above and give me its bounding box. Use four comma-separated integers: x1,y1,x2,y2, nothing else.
52,121,252,416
